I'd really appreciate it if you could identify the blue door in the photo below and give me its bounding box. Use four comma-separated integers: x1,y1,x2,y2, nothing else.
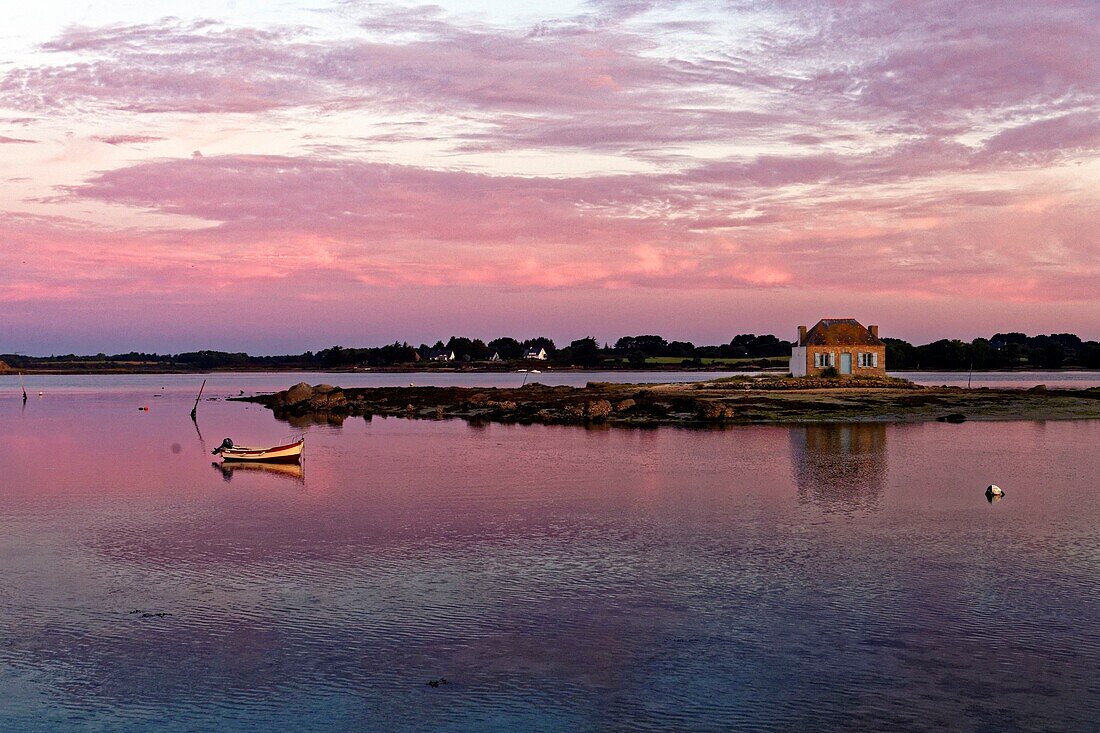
840,352,852,374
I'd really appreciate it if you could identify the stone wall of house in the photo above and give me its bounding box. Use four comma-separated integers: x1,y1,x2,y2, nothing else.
803,344,886,376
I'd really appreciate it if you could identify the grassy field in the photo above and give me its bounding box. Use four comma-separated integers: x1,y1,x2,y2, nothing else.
641,356,788,367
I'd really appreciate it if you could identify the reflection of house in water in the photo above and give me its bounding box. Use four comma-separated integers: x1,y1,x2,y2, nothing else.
789,423,888,512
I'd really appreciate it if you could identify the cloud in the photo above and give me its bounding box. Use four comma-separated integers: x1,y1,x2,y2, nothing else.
0,1,1096,348
1,2,1096,161
0,135,36,143
982,112,1100,157
51,152,1096,303
91,134,167,145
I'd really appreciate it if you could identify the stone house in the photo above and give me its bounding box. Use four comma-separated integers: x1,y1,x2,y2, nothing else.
790,319,885,377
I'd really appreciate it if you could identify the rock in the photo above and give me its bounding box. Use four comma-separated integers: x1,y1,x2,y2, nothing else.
486,400,517,410
564,404,585,418
938,413,967,423
586,400,613,419
615,398,636,411
285,382,314,405
308,389,347,410
467,393,490,405
313,384,337,394
1027,384,1048,393
696,402,734,420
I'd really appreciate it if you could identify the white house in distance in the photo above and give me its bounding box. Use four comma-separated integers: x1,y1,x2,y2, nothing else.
523,346,548,360
429,349,456,362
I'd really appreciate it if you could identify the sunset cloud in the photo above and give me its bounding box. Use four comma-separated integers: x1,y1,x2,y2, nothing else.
0,0,1096,351
91,134,167,146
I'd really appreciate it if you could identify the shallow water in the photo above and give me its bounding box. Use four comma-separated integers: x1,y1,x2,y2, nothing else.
5,368,1099,400
2,376,1099,731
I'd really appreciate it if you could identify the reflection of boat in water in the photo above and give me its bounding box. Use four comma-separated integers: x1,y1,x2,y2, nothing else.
212,460,304,483
213,437,304,463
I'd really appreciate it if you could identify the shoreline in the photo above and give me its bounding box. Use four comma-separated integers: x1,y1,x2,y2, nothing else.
237,377,1100,428
6,365,1100,376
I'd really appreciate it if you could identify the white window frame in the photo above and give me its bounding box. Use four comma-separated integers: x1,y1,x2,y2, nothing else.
814,352,836,368
858,352,879,368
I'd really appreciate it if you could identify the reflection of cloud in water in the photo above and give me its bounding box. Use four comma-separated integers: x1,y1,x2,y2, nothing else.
789,423,887,513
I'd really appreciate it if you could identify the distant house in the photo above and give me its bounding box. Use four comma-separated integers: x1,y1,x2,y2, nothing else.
429,349,456,362
522,346,548,360
790,319,885,377
488,352,502,362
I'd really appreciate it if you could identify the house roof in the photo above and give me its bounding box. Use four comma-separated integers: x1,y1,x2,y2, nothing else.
802,318,882,346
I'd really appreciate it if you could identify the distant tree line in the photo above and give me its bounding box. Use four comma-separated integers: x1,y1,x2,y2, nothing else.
884,333,1100,370
3,331,1098,371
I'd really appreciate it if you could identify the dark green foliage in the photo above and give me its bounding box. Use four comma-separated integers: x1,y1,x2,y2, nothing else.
883,332,1098,370
884,338,916,369
559,337,602,367
487,337,523,360
522,337,557,355
4,330,1098,371
614,335,668,356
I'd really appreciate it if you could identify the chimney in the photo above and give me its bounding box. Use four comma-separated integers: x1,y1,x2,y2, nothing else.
869,325,879,339
797,325,807,345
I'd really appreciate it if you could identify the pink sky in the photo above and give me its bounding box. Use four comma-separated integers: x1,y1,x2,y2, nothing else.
1,0,1098,353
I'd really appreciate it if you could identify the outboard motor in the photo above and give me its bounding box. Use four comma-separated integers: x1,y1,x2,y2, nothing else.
212,438,234,455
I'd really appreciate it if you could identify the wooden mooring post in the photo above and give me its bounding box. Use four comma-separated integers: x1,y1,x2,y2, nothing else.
190,379,206,421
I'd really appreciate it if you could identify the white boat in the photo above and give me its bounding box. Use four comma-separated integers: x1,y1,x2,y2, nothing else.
213,438,304,464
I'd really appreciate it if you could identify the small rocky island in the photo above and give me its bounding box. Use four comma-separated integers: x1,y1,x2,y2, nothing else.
237,377,1100,428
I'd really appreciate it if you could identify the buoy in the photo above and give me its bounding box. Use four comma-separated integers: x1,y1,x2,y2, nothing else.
37,391,43,396
986,484,1004,497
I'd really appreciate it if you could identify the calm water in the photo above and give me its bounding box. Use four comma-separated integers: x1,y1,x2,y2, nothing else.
2,375,1099,732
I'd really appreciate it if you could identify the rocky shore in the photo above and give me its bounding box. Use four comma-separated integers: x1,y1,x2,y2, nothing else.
237,377,1100,428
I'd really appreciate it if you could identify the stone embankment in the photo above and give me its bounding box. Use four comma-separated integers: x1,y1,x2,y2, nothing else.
237,377,1100,428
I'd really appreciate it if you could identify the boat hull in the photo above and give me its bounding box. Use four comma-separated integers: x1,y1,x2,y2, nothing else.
219,439,304,464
